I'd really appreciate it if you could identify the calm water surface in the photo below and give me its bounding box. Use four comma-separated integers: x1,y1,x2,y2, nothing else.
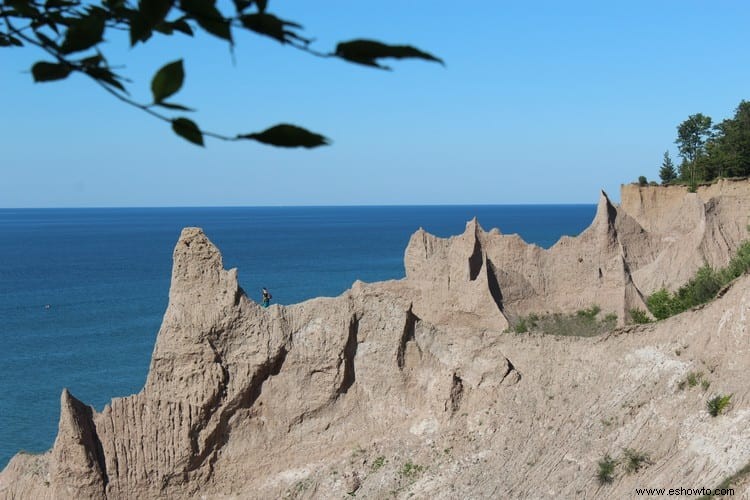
0,205,595,467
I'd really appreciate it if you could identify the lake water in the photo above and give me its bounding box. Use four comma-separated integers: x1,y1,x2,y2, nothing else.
0,204,595,467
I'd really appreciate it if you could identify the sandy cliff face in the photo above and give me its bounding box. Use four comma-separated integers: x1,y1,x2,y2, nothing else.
2,182,750,499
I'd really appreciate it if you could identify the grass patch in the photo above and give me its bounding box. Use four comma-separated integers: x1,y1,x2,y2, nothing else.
400,461,426,479
647,241,750,320
511,305,617,336
622,448,651,474
371,456,386,471
707,394,733,417
628,308,652,324
678,371,707,390
597,454,617,484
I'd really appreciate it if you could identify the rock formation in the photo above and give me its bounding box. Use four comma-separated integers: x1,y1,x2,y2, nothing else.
2,180,750,499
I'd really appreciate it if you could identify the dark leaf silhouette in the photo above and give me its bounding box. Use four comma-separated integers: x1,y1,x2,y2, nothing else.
129,12,153,45
0,33,24,47
155,101,195,111
180,0,232,42
172,117,204,146
4,0,441,147
85,66,127,92
239,13,308,45
232,0,253,13
60,8,106,54
171,18,194,36
31,61,72,81
238,124,329,148
138,0,173,28
335,39,444,70
151,59,184,102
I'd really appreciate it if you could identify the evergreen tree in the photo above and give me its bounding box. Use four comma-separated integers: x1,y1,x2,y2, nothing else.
706,100,750,178
659,151,677,184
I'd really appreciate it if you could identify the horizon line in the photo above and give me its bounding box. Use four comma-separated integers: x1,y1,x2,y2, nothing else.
0,201,601,210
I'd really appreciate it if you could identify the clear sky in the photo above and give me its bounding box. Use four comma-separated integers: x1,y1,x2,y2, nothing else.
2,0,750,207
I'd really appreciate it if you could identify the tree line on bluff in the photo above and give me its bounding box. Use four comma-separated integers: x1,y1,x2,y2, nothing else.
638,100,750,189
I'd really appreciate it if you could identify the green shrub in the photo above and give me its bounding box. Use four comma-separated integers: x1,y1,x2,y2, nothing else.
701,379,711,391
687,371,703,387
646,245,750,321
719,241,750,282
597,454,617,484
513,318,529,333
647,289,674,320
629,308,652,324
638,176,648,186
602,312,618,329
678,266,722,306
576,305,601,320
622,448,651,474
372,456,386,471
707,394,733,417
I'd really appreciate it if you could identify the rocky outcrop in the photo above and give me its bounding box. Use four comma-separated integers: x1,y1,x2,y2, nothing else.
405,192,654,324
406,182,750,324
2,182,750,499
622,179,750,292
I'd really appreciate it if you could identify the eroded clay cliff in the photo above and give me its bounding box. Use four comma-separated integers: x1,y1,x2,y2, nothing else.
2,180,750,499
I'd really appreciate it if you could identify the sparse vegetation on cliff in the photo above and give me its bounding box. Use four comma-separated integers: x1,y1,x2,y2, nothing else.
597,454,617,484
647,241,750,320
622,449,652,474
707,394,733,417
628,308,651,324
511,305,616,336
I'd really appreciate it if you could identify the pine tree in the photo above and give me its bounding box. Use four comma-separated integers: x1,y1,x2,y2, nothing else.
659,151,677,184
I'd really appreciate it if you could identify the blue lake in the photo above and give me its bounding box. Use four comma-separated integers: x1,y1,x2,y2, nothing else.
0,204,595,467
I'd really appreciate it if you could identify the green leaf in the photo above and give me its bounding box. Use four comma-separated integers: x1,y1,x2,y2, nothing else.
155,101,195,111
60,9,106,54
31,61,72,82
172,117,203,146
239,13,307,45
151,59,184,102
180,0,232,42
238,124,329,148
335,39,444,70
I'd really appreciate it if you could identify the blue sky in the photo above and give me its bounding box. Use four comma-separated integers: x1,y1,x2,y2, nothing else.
2,0,749,207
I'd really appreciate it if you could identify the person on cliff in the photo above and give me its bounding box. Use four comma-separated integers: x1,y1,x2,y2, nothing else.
261,287,272,308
